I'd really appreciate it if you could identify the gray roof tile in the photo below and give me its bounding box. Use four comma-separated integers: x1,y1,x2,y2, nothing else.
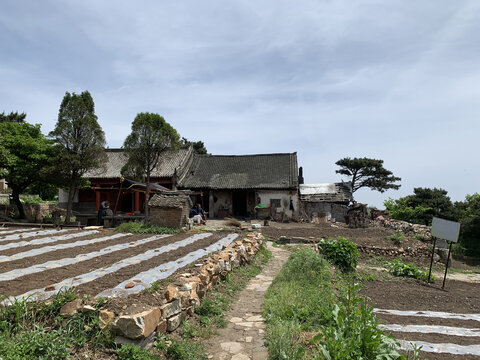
178,153,298,189
85,147,193,179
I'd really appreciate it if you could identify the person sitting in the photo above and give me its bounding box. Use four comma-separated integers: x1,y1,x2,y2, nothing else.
189,204,205,225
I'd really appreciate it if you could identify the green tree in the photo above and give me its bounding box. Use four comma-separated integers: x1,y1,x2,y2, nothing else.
49,91,106,223
454,193,480,257
181,137,208,154
0,119,53,218
335,157,401,199
0,111,26,123
122,112,180,222
406,187,456,224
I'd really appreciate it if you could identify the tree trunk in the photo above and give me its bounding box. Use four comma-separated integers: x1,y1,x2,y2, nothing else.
65,183,76,223
144,172,150,224
11,189,25,219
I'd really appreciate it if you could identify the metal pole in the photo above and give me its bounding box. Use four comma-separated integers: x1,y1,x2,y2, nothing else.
442,241,453,289
428,238,437,283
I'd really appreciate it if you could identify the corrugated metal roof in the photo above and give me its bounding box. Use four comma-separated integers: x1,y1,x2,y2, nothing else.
85,147,193,179
178,153,298,190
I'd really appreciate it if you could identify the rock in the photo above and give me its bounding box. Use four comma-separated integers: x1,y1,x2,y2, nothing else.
80,305,96,313
125,282,135,289
156,319,167,334
115,308,162,339
167,313,182,332
162,298,181,318
115,332,156,350
59,299,83,317
99,309,115,330
164,285,179,302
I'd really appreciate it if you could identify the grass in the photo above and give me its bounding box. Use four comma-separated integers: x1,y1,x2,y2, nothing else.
263,248,413,360
0,290,114,360
116,221,182,235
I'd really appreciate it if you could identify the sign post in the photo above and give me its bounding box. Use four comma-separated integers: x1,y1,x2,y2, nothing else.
430,217,461,289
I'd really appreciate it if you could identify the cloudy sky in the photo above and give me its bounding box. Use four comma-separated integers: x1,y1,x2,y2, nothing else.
1,1,479,207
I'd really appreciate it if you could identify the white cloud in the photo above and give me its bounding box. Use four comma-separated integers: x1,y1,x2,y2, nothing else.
1,0,479,207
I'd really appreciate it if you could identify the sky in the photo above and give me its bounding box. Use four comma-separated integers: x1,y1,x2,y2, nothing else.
1,0,479,208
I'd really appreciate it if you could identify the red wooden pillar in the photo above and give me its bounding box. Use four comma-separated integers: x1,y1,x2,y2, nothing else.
95,184,101,211
134,192,140,212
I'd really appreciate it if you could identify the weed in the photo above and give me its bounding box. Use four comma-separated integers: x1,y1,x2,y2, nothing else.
414,233,426,241
155,335,207,360
318,237,359,272
117,343,159,360
385,259,433,281
359,272,378,282
387,232,404,245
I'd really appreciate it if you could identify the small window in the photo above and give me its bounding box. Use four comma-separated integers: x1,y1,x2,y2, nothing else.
270,199,281,209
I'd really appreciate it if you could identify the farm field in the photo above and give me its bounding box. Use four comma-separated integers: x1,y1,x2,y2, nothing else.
0,226,239,302
263,222,480,360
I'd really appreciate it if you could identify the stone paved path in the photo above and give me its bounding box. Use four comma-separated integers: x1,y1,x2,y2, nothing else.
205,242,290,360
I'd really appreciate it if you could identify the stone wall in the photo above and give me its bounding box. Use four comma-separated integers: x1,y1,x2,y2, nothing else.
84,233,265,345
299,201,349,223
374,216,431,239
0,203,57,222
150,207,189,228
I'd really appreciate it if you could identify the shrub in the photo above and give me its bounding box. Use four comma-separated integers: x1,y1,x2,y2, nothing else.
318,237,359,272
385,259,433,281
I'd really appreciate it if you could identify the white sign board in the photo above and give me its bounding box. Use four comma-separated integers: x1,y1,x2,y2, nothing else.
431,217,461,243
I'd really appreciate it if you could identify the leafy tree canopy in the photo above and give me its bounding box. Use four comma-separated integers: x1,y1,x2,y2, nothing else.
122,112,181,181
0,111,26,123
0,120,53,218
49,91,106,222
335,157,401,195
181,137,208,154
122,113,180,221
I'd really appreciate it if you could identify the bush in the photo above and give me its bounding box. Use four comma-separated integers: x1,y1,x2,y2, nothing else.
318,237,359,272
385,259,433,281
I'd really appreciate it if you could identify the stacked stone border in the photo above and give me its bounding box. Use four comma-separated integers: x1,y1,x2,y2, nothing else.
57,232,265,346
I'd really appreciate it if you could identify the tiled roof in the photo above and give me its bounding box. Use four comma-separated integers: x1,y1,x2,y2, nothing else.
178,153,298,190
299,183,352,203
85,147,194,179
149,192,192,208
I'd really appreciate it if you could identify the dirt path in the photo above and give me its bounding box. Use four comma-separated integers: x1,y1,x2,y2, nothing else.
204,243,290,360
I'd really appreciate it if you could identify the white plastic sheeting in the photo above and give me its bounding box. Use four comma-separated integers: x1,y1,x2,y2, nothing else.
379,324,480,337
0,228,40,235
0,230,99,254
0,232,128,263
0,234,171,281
3,232,213,304
374,308,480,322
96,233,239,298
0,229,69,243
398,340,480,356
